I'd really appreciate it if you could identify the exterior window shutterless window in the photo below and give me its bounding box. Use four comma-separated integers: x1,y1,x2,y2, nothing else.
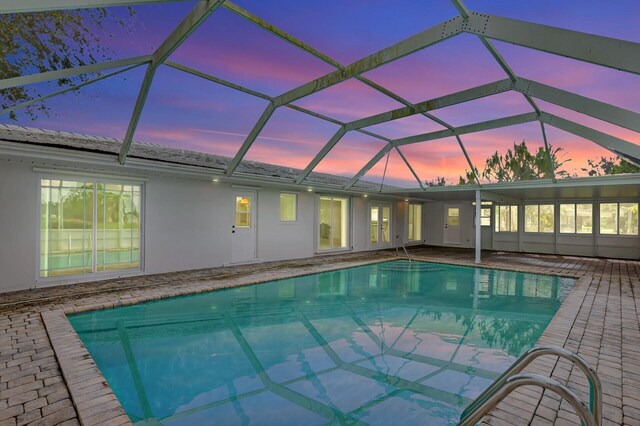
279,193,297,222
495,205,518,232
40,179,142,278
559,204,593,234
408,203,422,241
480,208,491,226
600,203,639,235
524,204,554,233
472,201,492,227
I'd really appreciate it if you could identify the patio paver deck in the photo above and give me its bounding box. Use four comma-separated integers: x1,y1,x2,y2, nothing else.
0,247,638,425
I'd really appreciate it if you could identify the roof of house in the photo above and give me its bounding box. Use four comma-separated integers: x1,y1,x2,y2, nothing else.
0,124,400,191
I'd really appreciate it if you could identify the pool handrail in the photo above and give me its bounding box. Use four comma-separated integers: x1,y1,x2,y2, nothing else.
459,373,596,426
459,345,602,426
394,234,412,267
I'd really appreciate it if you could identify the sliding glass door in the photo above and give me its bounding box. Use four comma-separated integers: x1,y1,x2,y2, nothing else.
40,178,142,278
319,196,349,251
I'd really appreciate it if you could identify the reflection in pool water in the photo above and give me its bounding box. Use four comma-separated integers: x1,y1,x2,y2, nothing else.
70,260,575,425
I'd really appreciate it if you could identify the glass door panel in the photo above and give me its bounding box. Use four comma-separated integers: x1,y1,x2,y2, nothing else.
370,206,379,244
382,206,390,243
369,202,392,248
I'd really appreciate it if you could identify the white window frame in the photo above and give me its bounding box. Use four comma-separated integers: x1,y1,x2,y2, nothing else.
494,205,518,233
524,204,555,234
473,201,493,227
279,192,298,223
37,173,145,285
599,202,639,236
559,203,593,234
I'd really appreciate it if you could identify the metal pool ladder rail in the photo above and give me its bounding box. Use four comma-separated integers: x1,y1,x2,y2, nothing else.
395,235,411,267
459,345,602,426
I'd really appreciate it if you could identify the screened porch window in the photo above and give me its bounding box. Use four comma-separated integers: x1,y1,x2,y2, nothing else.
559,204,593,234
319,196,349,250
40,178,142,278
600,203,639,235
495,205,518,233
524,204,554,233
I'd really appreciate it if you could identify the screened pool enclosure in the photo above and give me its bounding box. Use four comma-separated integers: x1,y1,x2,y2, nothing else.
0,0,639,277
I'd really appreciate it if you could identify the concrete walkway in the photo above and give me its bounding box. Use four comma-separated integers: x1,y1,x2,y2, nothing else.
0,248,638,425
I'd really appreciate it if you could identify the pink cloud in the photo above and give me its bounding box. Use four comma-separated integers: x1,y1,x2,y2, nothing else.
314,133,387,176
400,138,471,184
168,9,335,95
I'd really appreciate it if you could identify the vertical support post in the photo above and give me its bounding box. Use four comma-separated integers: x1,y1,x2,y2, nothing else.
475,189,481,264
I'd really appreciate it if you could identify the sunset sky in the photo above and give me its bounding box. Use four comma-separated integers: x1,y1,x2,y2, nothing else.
2,0,639,187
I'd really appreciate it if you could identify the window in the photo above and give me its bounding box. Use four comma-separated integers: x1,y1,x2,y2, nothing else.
40,179,142,278
408,203,422,241
495,205,518,232
472,201,492,226
235,196,251,227
524,204,554,233
600,203,639,235
559,204,593,234
319,196,349,250
481,208,491,226
279,193,297,222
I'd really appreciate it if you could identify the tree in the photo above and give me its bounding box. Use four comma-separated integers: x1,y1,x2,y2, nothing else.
583,156,640,176
425,171,476,187
425,176,447,187
0,8,134,120
458,170,476,186
458,140,570,184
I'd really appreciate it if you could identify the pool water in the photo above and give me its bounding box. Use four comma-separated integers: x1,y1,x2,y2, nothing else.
69,260,575,425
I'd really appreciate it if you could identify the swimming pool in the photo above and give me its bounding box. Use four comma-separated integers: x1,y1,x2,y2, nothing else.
69,260,575,425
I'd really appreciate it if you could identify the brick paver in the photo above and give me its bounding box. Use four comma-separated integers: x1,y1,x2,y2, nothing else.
0,247,638,425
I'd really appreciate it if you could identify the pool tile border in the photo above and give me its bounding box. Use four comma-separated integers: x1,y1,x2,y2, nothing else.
41,253,590,426
41,311,130,426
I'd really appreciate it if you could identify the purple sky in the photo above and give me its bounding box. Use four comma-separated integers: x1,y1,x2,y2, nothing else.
2,0,639,187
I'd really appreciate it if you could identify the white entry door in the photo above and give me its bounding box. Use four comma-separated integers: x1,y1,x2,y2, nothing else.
231,190,257,263
443,204,461,245
369,203,392,248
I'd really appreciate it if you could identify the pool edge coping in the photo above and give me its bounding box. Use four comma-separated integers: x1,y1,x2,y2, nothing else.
42,254,588,425
42,310,131,426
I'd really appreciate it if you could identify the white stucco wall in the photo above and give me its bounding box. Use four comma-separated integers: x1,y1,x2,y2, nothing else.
0,157,409,293
0,160,39,292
